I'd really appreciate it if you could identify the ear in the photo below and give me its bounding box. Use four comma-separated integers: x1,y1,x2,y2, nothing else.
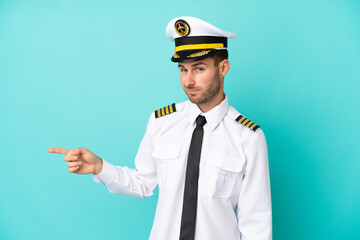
219,59,230,78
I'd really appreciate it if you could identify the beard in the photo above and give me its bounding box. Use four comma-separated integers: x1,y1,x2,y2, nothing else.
184,67,222,105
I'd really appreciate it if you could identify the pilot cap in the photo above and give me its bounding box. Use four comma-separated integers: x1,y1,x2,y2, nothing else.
166,16,237,62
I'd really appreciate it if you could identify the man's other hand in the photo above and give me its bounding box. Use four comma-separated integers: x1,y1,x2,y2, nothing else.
48,147,103,175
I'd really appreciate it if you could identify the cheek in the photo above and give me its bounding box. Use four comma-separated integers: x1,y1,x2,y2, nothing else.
197,72,214,87
180,78,189,90
179,76,186,86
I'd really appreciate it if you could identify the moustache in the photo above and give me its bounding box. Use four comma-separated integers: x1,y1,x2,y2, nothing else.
185,86,201,91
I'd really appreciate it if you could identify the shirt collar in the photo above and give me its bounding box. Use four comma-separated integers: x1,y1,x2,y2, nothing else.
188,94,230,130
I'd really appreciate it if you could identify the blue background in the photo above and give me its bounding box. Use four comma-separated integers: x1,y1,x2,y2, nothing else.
0,0,359,239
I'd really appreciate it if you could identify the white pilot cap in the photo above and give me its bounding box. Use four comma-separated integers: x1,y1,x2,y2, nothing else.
166,16,237,41
166,16,237,62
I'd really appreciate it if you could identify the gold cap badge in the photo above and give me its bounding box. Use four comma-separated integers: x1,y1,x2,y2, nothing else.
174,19,190,37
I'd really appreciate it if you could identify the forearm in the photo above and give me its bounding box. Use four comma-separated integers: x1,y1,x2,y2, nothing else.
93,159,157,198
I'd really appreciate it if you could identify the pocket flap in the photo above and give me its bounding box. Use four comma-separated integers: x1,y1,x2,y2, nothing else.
152,144,181,160
208,151,244,172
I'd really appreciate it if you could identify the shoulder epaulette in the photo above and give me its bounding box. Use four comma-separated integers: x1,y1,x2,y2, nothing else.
235,115,260,131
155,103,176,118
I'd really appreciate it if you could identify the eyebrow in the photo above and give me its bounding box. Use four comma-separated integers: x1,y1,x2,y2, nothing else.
178,62,207,68
191,62,207,67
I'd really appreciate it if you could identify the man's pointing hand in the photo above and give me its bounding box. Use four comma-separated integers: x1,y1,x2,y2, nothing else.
48,147,103,175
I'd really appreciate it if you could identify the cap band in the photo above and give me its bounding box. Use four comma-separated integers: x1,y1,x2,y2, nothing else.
175,36,227,47
175,43,224,52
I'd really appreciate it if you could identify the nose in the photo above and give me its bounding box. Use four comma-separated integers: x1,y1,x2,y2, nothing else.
184,71,195,87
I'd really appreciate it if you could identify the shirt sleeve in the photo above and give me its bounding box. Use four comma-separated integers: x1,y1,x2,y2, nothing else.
237,131,272,240
92,113,158,199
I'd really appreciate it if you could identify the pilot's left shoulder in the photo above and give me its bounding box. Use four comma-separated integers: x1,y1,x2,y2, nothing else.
227,106,263,137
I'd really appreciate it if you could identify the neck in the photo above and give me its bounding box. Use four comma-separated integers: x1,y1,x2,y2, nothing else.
198,91,225,113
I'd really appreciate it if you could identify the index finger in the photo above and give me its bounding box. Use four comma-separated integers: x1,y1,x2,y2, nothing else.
48,148,72,155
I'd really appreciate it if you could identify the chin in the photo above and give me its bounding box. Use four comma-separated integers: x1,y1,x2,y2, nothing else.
186,94,198,102
188,96,205,104
189,99,199,104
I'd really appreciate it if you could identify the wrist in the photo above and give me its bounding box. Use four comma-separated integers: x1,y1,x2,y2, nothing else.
94,157,103,175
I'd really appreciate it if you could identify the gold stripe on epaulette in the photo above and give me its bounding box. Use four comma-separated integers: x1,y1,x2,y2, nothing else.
169,104,174,113
235,115,260,131
246,121,253,127
155,103,177,118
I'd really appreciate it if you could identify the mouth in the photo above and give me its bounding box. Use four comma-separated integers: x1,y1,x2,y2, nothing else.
186,88,201,95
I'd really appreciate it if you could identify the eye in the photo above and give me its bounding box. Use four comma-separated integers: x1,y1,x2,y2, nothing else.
196,67,204,72
180,69,187,72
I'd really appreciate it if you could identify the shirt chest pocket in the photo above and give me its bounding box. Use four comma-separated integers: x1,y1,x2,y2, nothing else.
201,151,244,198
152,144,181,191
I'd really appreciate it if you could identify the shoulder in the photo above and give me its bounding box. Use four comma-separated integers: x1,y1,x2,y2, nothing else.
153,100,189,119
147,101,189,134
227,106,263,136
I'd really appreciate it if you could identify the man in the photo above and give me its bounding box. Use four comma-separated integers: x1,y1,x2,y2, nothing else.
49,16,272,240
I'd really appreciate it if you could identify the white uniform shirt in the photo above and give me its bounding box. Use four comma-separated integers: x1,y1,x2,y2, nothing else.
93,95,272,240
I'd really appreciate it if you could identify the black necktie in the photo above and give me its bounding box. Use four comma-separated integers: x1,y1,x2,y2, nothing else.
179,115,207,240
